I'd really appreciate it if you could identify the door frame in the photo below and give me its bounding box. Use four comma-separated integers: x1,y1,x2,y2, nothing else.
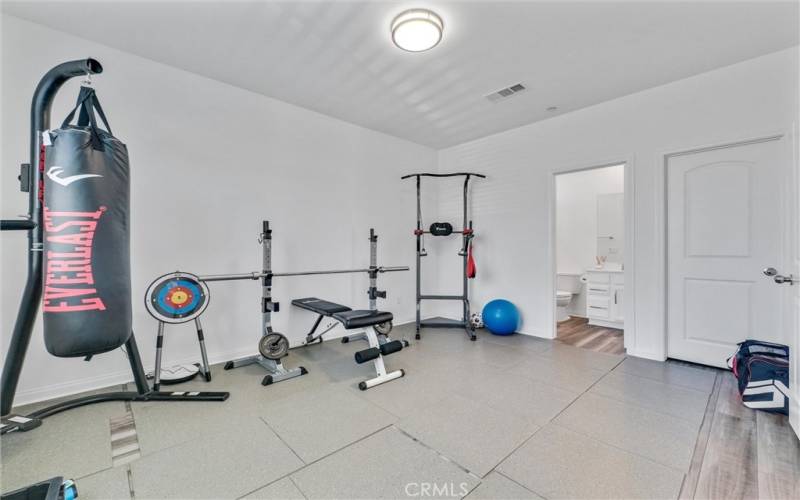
654,130,792,363
547,155,636,350
790,121,800,436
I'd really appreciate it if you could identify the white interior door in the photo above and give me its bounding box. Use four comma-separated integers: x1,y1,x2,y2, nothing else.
667,137,789,368
789,132,800,437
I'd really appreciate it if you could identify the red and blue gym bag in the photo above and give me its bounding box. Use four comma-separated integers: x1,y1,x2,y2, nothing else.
727,340,789,415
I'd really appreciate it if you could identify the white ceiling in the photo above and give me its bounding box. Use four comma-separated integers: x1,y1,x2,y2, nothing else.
3,1,798,149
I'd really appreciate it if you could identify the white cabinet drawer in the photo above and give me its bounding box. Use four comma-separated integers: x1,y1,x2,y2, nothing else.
586,272,610,284
587,295,610,309
586,284,610,294
587,304,610,319
611,273,625,285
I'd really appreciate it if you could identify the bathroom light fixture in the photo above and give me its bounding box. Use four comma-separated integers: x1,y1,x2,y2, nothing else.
391,9,443,52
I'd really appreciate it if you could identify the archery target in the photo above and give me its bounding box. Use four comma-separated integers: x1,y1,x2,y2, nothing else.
145,272,209,323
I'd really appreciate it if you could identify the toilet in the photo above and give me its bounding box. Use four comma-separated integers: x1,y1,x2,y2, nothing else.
556,273,582,322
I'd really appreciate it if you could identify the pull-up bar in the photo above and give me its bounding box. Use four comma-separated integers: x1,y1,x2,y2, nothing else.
199,266,409,283
400,172,487,179
400,172,485,341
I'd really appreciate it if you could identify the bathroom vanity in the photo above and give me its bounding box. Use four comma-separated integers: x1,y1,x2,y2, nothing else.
585,270,624,329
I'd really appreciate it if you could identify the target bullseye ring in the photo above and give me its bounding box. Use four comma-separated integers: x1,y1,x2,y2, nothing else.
145,272,209,324
165,287,191,307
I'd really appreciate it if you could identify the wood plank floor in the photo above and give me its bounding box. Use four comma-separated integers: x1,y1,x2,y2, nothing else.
557,317,800,498
680,370,800,499
556,316,625,355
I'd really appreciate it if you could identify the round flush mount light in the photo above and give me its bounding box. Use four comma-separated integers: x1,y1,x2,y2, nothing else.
391,9,443,52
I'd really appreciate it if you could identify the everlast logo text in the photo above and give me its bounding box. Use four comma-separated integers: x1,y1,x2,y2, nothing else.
43,207,107,312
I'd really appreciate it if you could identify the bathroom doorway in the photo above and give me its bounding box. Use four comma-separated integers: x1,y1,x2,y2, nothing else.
553,163,627,355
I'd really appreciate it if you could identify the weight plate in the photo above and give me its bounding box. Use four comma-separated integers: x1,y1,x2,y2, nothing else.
145,272,210,324
374,321,393,335
259,333,290,360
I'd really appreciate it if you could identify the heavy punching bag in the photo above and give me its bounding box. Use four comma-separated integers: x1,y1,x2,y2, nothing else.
42,86,132,357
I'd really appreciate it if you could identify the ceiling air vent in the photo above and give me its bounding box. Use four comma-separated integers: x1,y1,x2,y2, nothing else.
485,83,526,103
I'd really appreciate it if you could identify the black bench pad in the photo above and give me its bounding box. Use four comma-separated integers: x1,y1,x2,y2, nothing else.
333,310,393,329
292,297,352,316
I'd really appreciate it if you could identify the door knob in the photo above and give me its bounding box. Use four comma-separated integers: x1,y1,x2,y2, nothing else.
763,267,796,285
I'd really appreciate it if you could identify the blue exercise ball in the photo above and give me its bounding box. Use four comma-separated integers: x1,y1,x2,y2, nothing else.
482,299,519,335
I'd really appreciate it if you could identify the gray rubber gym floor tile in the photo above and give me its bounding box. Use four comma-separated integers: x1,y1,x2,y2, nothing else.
350,363,456,419
310,348,407,389
390,341,463,373
415,359,500,396
478,331,553,353
537,342,625,372
260,385,396,463
132,360,314,411
1,398,124,492
464,472,544,500
242,477,305,499
231,363,335,403
497,425,684,499
130,418,303,499
74,466,131,499
615,356,717,393
397,393,537,477
457,370,579,426
290,339,354,364
132,398,258,455
311,354,376,386
11,385,127,416
291,427,479,499
506,353,608,393
407,327,476,352
554,392,698,471
590,370,710,428
189,360,304,390
294,337,410,388
133,361,332,455
455,339,530,369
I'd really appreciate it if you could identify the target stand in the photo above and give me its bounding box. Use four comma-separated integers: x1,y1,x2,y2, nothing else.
145,272,212,390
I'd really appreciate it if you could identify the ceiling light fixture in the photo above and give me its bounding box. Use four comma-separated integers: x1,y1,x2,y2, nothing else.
391,9,443,52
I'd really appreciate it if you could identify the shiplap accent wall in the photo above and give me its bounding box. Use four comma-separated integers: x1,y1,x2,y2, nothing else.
0,15,436,404
436,47,799,360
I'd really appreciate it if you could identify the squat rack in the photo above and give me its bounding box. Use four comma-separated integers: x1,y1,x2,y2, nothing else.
201,221,409,386
401,172,485,341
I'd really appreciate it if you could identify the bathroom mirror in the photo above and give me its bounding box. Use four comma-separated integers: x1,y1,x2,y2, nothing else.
596,193,624,264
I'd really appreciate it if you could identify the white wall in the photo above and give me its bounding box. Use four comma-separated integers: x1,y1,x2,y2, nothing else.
437,47,799,359
2,15,798,405
556,164,625,316
556,164,625,273
0,15,436,405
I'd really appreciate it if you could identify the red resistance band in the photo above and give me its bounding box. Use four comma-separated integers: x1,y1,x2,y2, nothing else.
466,242,476,278
414,229,424,235
463,228,474,235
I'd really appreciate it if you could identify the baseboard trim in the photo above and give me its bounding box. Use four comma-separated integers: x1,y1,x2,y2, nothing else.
13,345,257,408
519,329,552,339
625,348,666,361
13,317,419,408
588,318,624,329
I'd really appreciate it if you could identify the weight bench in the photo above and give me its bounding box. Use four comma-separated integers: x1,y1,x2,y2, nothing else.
292,297,407,390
